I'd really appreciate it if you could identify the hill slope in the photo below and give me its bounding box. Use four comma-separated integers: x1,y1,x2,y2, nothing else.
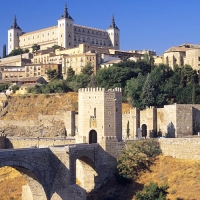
88,155,200,200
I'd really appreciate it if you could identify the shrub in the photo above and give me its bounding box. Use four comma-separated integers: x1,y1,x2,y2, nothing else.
11,85,20,93
135,181,169,200
117,140,161,181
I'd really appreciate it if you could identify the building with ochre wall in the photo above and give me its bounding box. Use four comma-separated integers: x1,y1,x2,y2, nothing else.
8,5,120,54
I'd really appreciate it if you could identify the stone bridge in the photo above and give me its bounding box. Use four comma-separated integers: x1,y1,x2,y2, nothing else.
0,143,117,200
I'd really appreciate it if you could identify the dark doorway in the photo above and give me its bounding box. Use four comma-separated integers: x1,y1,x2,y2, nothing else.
89,130,97,144
141,124,147,138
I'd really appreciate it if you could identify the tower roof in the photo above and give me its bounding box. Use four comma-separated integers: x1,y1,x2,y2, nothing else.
10,15,21,30
60,3,73,20
108,15,119,30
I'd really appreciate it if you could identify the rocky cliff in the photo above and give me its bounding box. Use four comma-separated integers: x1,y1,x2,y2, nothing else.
0,93,78,137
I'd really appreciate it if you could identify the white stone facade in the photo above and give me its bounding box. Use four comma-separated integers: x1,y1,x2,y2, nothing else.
8,5,120,54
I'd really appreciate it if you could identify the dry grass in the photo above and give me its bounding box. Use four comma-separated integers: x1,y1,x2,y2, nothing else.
88,156,200,200
0,92,78,120
0,167,26,200
122,102,132,113
0,92,131,120
138,155,200,200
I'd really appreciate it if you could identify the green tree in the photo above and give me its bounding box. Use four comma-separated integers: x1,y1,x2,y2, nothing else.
24,49,29,53
8,48,24,56
0,83,11,92
32,44,40,52
52,45,61,50
3,44,6,58
141,74,155,108
81,62,94,75
126,120,130,139
46,69,58,81
125,73,146,109
143,53,154,68
192,84,196,104
117,140,161,180
67,67,75,81
135,182,169,200
68,74,91,92
11,85,20,93
87,75,96,88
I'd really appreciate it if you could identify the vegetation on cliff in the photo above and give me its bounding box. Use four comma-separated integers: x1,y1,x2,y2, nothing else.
23,59,200,109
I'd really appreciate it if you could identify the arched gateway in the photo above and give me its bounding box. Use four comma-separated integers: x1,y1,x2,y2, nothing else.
89,130,97,143
141,124,147,138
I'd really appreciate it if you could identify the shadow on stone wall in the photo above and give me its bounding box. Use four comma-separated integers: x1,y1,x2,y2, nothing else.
5,138,13,148
166,122,175,138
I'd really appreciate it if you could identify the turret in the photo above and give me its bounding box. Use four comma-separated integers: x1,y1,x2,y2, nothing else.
8,15,23,54
106,15,120,50
57,3,74,49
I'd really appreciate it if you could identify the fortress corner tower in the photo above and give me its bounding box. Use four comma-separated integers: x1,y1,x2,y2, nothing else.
106,15,120,50
57,4,74,49
76,87,122,150
8,15,22,54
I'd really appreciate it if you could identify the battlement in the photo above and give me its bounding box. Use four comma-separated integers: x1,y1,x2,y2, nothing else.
0,134,6,138
78,87,121,93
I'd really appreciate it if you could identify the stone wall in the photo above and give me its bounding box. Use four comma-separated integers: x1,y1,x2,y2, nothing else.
5,137,75,149
159,138,200,160
157,104,177,137
122,104,200,138
0,111,75,137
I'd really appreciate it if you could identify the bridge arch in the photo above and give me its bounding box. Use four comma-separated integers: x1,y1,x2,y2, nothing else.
0,160,48,200
76,155,98,192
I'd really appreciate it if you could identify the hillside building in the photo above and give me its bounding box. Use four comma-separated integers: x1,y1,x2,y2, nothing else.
155,43,200,71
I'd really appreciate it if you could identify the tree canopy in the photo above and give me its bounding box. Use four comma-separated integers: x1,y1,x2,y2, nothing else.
32,44,40,52
26,58,200,108
8,48,29,57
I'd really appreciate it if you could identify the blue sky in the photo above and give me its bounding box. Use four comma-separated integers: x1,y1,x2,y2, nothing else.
1,0,200,57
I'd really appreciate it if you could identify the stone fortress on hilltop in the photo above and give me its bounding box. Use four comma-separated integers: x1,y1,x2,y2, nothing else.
8,4,120,54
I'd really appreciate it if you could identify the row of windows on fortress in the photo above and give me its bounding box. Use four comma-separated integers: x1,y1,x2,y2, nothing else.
9,25,119,39
17,36,115,46
33,55,96,63
9,27,118,47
